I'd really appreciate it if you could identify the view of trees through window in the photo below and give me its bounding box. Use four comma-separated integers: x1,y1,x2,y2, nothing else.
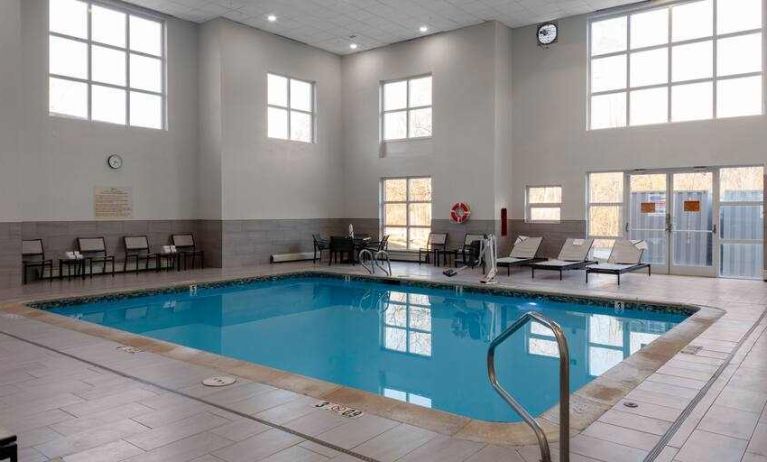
382,177,432,250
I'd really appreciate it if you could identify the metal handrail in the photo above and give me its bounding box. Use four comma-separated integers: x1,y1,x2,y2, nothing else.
359,249,392,276
487,311,570,462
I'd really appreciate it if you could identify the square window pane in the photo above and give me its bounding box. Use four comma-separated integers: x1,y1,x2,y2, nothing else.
384,80,407,111
718,0,762,35
92,5,126,47
384,178,407,201
92,45,126,86
591,55,627,93
589,347,623,376
591,17,627,56
672,82,713,122
630,87,668,126
267,74,288,107
589,205,622,237
384,327,406,352
290,111,312,142
385,227,407,250
49,36,87,79
409,203,431,227
590,172,624,203
409,228,431,250
409,332,432,356
590,315,624,345
630,48,668,87
385,304,406,327
92,85,126,125
721,243,763,279
672,41,713,82
590,93,627,129
385,204,407,226
409,108,432,137
528,186,562,204
130,54,162,92
717,76,763,118
267,107,288,139
672,0,713,42
717,33,762,77
290,79,312,112
408,178,432,201
49,77,87,118
630,9,669,49
384,110,407,140
720,166,764,201
409,76,432,107
530,207,561,221
720,206,763,239
409,306,431,330
130,92,162,129
129,16,163,56
49,0,87,39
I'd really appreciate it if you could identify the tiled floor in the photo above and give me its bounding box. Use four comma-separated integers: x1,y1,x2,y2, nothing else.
1,261,766,461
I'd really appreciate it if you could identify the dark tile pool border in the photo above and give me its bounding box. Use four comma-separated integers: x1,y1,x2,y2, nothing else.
10,269,722,446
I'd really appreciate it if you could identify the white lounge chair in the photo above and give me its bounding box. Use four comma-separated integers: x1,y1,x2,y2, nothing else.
586,240,650,285
528,238,596,280
497,236,545,276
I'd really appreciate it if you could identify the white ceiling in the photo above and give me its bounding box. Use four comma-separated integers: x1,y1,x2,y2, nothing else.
126,0,643,54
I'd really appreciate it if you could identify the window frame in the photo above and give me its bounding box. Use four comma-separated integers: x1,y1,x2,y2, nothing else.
588,0,764,130
380,74,433,142
587,171,626,259
381,293,433,357
380,176,432,251
48,0,167,129
266,72,316,143
525,185,563,223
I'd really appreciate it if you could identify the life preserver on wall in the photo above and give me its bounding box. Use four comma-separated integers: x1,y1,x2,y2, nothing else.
450,202,471,224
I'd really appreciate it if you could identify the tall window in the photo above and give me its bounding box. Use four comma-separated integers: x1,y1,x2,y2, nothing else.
381,75,432,141
719,166,764,278
589,0,763,129
48,0,165,129
381,177,432,250
588,172,624,259
267,73,315,143
526,186,562,222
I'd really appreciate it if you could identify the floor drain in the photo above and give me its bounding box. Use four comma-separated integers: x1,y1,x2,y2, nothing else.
623,401,639,408
202,376,237,387
116,345,143,354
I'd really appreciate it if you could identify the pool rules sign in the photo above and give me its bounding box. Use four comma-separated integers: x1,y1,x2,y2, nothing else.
94,186,133,219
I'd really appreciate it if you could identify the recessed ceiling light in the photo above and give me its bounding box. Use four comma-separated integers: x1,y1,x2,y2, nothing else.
349,43,358,49
267,14,277,22
419,25,429,33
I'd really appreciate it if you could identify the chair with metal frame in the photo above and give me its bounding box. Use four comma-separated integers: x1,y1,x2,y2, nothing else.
586,240,651,285
312,234,330,263
328,236,356,266
453,233,487,268
528,238,596,280
123,236,158,274
418,233,447,265
171,234,204,270
21,239,53,284
0,424,17,462
77,237,116,278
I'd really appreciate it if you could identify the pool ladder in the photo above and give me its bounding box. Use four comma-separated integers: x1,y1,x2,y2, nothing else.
487,311,570,462
359,249,392,276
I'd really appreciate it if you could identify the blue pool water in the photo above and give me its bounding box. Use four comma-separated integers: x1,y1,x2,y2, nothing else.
46,276,688,422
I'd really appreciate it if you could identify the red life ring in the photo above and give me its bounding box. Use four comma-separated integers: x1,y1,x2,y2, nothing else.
450,202,471,223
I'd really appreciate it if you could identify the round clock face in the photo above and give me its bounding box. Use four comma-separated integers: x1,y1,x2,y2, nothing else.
537,23,558,46
107,155,123,170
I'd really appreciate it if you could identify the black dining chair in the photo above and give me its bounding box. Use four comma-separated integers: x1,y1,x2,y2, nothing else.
21,239,53,284
328,236,355,266
171,234,204,270
312,234,330,263
77,237,116,277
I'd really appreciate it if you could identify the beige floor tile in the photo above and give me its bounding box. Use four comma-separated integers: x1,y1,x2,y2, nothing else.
124,431,234,462
569,434,648,462
747,422,767,456
316,414,398,449
352,423,437,462
743,452,767,462
582,421,660,451
62,439,145,462
395,435,485,462
125,412,230,451
35,418,149,459
259,445,329,462
714,386,767,413
598,409,672,435
208,418,271,442
675,430,748,462
464,444,526,462
213,428,304,462
613,398,682,422
698,405,760,440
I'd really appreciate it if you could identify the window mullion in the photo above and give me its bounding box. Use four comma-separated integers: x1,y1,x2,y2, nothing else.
626,18,631,125
405,78,411,138
125,11,131,126
713,0,719,118
87,1,93,120
286,77,292,141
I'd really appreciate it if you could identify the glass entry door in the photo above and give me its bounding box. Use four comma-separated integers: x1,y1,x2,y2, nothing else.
626,170,718,277
669,171,717,277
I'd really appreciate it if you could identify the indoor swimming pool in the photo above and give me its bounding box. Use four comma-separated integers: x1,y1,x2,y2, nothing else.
41,275,690,422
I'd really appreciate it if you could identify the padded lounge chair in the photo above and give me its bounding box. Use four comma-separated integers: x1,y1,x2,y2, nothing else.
21,239,53,284
497,236,545,276
586,240,651,285
528,238,596,280
77,237,116,277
